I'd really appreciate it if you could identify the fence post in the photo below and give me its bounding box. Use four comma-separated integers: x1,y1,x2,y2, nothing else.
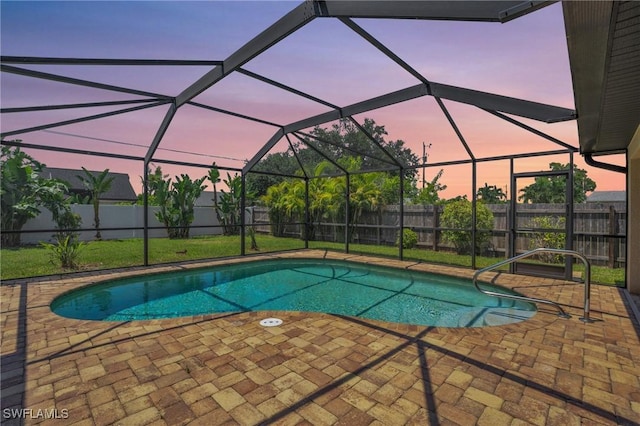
433,205,439,251
377,209,382,246
609,205,616,268
505,204,510,261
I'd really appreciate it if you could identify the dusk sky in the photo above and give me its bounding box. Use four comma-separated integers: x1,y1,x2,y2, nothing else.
1,1,626,197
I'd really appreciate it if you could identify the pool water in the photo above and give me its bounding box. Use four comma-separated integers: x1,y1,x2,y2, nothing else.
51,258,536,327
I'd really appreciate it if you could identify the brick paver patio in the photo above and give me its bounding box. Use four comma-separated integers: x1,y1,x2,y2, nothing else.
2,250,639,425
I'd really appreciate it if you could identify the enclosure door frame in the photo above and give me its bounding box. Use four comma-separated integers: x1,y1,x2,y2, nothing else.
509,169,574,280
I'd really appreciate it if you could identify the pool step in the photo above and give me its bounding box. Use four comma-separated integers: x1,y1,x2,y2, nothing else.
457,307,537,327
483,308,537,326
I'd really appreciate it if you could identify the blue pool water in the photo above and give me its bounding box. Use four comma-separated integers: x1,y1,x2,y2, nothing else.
51,258,536,327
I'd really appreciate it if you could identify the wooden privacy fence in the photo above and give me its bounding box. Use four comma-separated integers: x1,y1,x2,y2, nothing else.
252,203,626,268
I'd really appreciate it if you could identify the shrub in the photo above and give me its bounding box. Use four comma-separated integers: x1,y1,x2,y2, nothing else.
41,235,85,269
53,209,82,242
528,216,566,263
396,228,418,249
1,146,70,247
441,199,493,255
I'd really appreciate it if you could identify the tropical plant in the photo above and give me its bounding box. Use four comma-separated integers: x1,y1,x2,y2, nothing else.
346,169,383,242
262,181,289,237
0,145,71,247
76,167,115,240
68,192,91,205
155,174,206,239
208,164,247,236
207,164,224,227
261,160,344,240
413,169,447,205
218,173,244,235
441,199,494,255
476,183,507,204
137,165,168,206
40,235,85,269
262,157,402,242
307,162,345,240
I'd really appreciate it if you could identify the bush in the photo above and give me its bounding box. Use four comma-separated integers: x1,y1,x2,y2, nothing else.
41,235,85,269
397,228,418,249
441,200,493,255
53,209,82,242
528,216,566,263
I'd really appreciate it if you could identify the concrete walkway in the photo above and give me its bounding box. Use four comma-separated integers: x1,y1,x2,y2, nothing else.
2,250,639,425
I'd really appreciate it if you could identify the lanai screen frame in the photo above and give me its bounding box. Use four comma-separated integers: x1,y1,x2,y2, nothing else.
1,0,581,271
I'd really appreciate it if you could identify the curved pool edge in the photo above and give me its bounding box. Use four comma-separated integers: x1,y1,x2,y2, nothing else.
46,250,550,329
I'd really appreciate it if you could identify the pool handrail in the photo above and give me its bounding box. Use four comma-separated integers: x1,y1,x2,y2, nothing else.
472,248,593,322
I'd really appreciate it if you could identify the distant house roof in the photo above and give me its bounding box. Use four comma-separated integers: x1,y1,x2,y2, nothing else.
40,167,137,202
586,191,626,203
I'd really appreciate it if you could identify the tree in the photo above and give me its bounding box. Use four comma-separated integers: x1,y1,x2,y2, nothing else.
155,174,206,239
246,152,298,199
441,199,494,255
412,169,447,205
208,164,223,230
76,167,115,240
262,156,391,242
209,165,246,236
1,145,70,247
262,177,311,238
303,118,420,181
378,174,418,204
43,186,83,242
342,157,383,242
137,165,168,206
262,181,287,237
519,162,596,204
154,178,174,236
217,173,244,236
247,117,421,199
476,183,507,204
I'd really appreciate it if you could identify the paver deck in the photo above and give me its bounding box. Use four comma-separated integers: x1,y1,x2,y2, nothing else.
2,250,639,425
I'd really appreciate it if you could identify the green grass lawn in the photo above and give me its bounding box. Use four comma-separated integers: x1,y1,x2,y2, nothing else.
0,235,302,280
0,234,625,285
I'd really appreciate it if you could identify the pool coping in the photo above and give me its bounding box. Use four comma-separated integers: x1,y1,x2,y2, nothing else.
47,251,541,328
12,250,566,334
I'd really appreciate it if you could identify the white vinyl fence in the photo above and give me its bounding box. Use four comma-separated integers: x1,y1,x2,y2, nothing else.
20,205,222,244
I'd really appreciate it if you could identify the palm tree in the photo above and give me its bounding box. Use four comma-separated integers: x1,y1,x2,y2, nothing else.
349,172,383,242
476,183,507,204
338,157,383,242
263,182,287,237
207,164,223,228
76,168,115,240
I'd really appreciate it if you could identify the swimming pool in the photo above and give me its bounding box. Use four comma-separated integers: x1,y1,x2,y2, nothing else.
51,258,536,327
